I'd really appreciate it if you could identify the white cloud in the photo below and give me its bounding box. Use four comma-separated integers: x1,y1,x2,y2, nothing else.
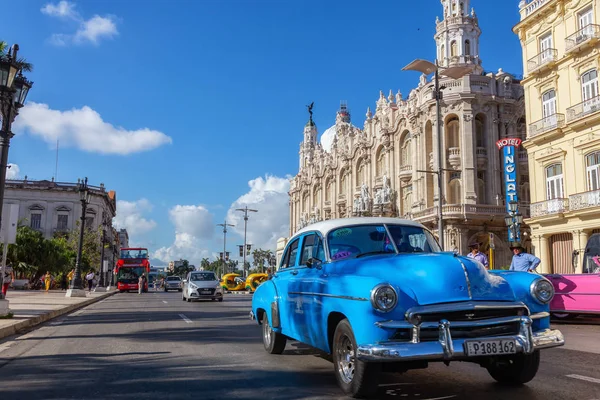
6,164,20,180
41,1,119,46
74,16,118,44
153,205,215,264
41,1,78,19
14,102,172,155
226,175,291,252
113,199,157,237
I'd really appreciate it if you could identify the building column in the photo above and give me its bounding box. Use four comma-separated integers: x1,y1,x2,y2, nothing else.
576,230,589,274
462,112,477,204
535,235,551,274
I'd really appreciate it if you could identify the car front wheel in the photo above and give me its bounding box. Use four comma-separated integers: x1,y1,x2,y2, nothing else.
486,350,540,385
332,319,380,398
262,313,286,354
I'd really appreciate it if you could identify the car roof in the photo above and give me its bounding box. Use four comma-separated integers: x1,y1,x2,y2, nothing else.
294,217,425,238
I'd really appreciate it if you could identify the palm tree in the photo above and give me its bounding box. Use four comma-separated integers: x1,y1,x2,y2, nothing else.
0,40,33,72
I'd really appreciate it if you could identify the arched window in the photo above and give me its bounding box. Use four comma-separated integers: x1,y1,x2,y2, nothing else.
448,178,462,204
446,116,460,148
581,69,599,109
520,182,530,204
313,187,321,206
425,121,434,207
376,149,385,176
475,115,485,147
451,41,458,57
325,179,332,201
440,44,445,63
477,171,486,204
340,170,348,194
400,132,411,166
465,40,471,56
357,160,367,186
586,151,600,190
402,185,413,216
542,89,557,119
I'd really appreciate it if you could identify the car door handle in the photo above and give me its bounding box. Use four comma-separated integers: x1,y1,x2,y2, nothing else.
291,270,298,275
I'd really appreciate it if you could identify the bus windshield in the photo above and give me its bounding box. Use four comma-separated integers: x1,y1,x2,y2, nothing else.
117,267,147,284
120,249,148,259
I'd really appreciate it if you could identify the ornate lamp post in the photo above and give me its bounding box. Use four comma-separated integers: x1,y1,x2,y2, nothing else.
402,59,473,250
66,177,92,297
0,45,33,307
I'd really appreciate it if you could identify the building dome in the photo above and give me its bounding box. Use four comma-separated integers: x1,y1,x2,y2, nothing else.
320,125,337,152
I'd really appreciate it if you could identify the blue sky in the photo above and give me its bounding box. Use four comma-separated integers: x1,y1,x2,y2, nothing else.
3,0,525,266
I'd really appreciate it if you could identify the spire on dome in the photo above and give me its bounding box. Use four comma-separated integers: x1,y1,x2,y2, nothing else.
336,101,351,124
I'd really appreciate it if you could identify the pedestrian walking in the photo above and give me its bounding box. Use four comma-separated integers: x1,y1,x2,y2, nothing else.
44,271,52,292
509,244,541,272
2,263,14,297
138,273,146,294
85,271,95,292
466,242,489,268
60,273,68,291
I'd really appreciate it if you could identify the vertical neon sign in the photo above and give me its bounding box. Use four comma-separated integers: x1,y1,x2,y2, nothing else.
496,138,523,242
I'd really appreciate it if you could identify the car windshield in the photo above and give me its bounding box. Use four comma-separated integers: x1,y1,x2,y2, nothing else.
120,249,148,259
190,272,216,281
116,267,146,283
327,224,441,261
166,276,181,281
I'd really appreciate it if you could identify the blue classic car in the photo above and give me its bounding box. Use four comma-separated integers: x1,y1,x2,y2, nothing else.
250,218,565,398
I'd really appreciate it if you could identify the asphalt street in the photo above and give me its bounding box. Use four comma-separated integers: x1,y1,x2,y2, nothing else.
0,291,598,400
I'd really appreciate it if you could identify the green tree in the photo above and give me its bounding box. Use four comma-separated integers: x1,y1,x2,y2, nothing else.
0,40,33,72
66,223,103,272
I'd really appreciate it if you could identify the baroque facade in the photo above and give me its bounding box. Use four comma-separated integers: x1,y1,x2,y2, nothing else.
514,0,600,274
288,0,530,267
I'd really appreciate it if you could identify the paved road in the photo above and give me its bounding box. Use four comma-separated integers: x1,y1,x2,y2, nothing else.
0,291,599,400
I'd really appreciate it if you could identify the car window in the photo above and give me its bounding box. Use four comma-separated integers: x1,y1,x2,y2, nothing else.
315,235,325,261
281,238,299,269
166,276,181,281
299,234,315,266
190,272,216,281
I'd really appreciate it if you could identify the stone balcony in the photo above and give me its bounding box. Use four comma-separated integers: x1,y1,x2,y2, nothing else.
530,198,569,218
527,48,558,74
519,0,552,21
565,24,600,53
528,113,565,139
436,15,478,33
399,165,412,182
569,189,600,212
566,95,600,123
412,204,507,223
447,147,461,169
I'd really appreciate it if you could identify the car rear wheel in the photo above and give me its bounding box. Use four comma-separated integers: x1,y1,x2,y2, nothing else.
487,350,540,385
262,313,286,354
332,319,380,398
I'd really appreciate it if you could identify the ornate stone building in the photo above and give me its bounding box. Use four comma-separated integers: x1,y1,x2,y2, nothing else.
288,0,530,267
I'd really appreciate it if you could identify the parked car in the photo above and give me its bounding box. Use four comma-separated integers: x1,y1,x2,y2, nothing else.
250,217,564,398
182,271,223,302
546,233,600,319
164,276,182,292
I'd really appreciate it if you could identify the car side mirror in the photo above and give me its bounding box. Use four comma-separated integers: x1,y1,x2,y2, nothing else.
306,257,323,269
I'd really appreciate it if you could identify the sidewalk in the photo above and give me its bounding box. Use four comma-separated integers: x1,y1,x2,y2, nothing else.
0,289,117,340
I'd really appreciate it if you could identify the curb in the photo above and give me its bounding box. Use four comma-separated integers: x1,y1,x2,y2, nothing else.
0,290,118,340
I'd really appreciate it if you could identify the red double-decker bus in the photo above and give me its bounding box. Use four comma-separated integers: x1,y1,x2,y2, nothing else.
115,248,150,293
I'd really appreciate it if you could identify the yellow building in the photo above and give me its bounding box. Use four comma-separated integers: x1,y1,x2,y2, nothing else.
514,0,600,274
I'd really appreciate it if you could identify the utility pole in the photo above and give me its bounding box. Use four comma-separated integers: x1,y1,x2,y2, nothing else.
235,206,257,278
217,220,234,279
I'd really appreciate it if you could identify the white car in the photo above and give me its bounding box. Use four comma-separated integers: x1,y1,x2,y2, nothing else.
182,271,223,302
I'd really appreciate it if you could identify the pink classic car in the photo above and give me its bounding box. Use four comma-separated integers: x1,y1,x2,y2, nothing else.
546,253,600,319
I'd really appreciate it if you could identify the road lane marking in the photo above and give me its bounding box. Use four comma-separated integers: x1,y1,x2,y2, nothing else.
179,314,192,323
567,374,600,384
162,301,168,304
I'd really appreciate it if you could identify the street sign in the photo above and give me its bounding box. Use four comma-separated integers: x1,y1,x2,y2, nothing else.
0,204,20,244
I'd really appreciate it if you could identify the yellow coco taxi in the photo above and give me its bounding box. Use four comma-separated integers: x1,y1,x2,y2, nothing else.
245,273,268,292
220,273,246,291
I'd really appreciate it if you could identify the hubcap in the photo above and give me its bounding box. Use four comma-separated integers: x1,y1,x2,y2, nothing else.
336,335,355,384
263,318,273,347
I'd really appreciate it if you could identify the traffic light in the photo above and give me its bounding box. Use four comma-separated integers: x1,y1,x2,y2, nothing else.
247,244,252,252
239,245,244,257
225,252,230,261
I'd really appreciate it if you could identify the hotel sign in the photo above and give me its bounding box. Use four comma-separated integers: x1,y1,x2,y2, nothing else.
497,138,523,242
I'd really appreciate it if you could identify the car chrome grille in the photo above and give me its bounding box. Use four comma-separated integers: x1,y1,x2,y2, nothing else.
415,308,528,323
419,322,521,341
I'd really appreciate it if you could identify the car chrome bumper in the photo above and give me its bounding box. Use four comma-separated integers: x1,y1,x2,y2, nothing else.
357,316,564,362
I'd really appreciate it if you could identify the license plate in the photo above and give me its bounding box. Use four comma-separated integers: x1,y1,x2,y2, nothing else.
464,339,517,356
200,290,211,294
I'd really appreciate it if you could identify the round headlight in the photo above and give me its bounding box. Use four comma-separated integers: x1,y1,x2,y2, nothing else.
370,284,398,312
530,279,554,304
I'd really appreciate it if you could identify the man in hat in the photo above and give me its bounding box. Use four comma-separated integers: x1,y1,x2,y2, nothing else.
509,243,541,272
467,242,489,268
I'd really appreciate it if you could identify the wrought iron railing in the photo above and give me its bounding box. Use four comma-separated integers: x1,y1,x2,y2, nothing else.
565,24,600,52
528,113,565,138
566,95,600,122
527,48,558,73
569,189,600,211
530,198,569,217
521,0,551,19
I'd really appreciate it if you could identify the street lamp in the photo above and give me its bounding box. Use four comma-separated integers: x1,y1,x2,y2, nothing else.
402,59,473,250
0,45,33,305
216,220,234,279
236,206,257,278
66,177,91,297
98,216,110,289
504,201,523,245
